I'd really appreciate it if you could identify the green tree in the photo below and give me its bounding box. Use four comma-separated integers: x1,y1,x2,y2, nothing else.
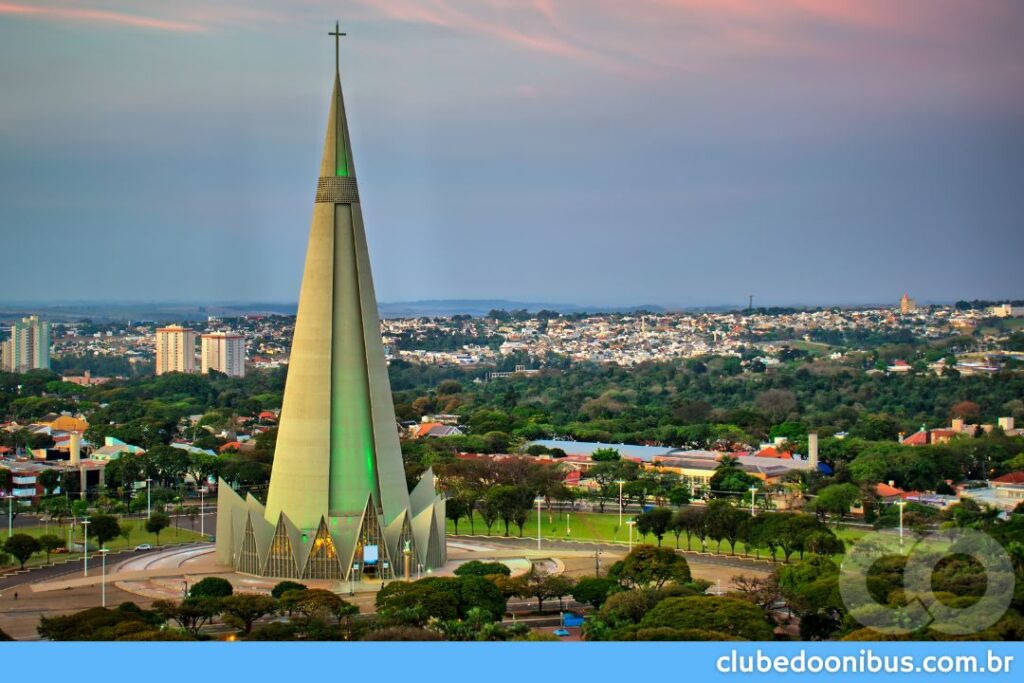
3,534,41,569
189,576,234,600
219,594,278,634
145,511,171,544
153,598,221,638
635,507,673,546
705,499,746,554
609,545,691,590
514,567,575,613
458,575,507,621
445,496,469,535
667,486,691,507
640,596,773,640
808,483,860,521
38,534,64,562
709,456,758,496
591,448,621,462
271,580,308,600
572,577,617,608
454,560,511,577
89,514,122,548
119,521,134,549
38,469,61,495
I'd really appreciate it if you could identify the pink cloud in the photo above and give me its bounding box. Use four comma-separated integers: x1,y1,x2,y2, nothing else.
0,2,207,32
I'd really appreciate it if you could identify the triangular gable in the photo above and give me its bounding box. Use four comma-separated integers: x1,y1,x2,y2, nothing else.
433,496,446,566
409,467,436,516
383,510,417,578
262,515,300,577
237,514,262,575
280,513,308,573
336,494,373,580
411,505,434,566
302,517,342,580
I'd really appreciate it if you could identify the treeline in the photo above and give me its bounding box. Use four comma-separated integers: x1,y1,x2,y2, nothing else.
392,360,1024,446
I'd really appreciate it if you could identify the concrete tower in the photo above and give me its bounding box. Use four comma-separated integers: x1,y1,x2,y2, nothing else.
216,28,446,580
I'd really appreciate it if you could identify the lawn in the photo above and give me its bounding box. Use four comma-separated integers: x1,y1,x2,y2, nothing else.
446,509,865,561
785,340,834,355
1,519,206,572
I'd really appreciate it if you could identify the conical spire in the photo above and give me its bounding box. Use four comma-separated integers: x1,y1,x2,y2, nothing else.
218,30,445,579
265,35,409,530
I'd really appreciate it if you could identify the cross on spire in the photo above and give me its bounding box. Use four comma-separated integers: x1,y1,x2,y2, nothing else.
329,21,346,75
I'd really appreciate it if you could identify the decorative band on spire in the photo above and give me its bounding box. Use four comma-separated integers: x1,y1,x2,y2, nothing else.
315,176,360,203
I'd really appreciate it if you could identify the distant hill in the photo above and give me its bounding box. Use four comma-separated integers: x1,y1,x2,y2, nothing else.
377,299,666,318
0,300,667,323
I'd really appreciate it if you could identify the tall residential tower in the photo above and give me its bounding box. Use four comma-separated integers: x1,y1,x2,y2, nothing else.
155,325,197,375
201,332,246,377
1,315,50,372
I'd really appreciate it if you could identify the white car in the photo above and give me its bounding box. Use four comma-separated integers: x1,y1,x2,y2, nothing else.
134,544,153,552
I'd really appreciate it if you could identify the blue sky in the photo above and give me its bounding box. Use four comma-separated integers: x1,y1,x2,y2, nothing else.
1,1,1022,308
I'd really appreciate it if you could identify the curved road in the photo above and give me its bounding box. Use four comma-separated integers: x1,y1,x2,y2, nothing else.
450,534,775,570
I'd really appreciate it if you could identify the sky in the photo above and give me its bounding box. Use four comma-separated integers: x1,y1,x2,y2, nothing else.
1,0,1022,309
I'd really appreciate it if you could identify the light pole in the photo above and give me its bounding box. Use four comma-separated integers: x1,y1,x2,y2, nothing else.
536,497,543,550
749,487,757,516
897,500,906,548
199,487,206,537
6,494,11,539
565,510,571,536
594,549,602,577
627,520,635,552
81,519,90,577
616,480,625,529
99,548,109,607
145,478,153,519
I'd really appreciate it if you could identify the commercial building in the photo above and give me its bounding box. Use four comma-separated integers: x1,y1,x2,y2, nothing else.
1,315,50,372
155,325,197,375
201,332,246,377
216,36,446,581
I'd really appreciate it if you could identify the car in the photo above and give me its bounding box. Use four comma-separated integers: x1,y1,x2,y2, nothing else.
52,547,69,554
134,544,153,552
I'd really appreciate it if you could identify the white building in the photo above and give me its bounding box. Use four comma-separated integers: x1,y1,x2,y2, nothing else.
201,331,245,377
1,315,50,372
155,325,197,375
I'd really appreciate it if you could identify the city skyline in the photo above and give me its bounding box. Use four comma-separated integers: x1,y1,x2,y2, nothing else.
2,1,1023,307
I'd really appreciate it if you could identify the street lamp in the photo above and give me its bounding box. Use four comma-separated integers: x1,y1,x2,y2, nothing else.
627,520,636,552
565,510,571,536
536,497,543,550
896,500,907,548
616,480,625,529
199,487,206,537
749,487,757,516
6,494,11,539
81,519,91,577
99,548,109,607
145,478,153,519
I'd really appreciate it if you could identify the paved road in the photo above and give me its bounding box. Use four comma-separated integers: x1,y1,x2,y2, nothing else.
0,543,205,592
